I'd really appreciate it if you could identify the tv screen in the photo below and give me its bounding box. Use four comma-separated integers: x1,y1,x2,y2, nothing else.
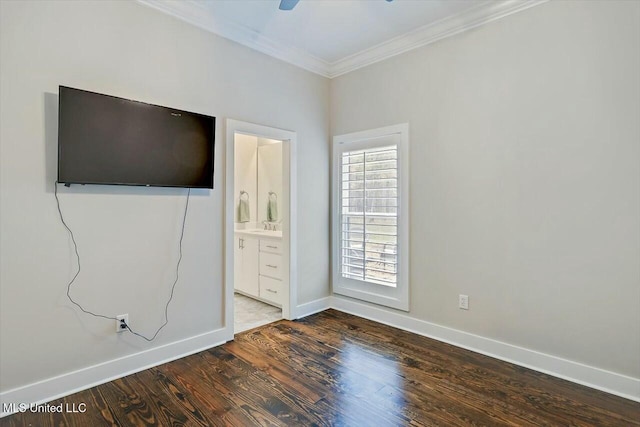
58,86,215,188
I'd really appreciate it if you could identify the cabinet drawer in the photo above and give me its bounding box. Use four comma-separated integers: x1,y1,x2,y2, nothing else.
259,252,282,280
260,239,282,254
259,275,283,305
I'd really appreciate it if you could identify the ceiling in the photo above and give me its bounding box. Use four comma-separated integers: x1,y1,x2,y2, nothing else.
137,0,546,78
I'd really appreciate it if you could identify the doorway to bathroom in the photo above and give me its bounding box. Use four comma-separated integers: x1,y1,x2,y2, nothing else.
224,120,297,337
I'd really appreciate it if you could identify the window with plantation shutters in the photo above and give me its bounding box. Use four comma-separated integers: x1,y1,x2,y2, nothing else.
333,124,409,311
341,146,398,286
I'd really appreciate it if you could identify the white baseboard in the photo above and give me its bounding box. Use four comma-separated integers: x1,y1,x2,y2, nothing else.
0,328,229,418
295,297,331,319
330,296,640,403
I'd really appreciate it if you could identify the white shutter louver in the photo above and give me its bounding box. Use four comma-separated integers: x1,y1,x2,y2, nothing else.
340,145,398,287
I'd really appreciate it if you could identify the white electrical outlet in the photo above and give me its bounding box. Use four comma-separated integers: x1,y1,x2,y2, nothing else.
458,294,469,310
116,314,129,333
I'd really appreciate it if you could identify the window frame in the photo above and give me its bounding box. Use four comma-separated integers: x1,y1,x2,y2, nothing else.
332,123,409,311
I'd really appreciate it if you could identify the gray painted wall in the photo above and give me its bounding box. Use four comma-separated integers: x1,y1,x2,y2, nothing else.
1,0,637,398
330,0,640,378
0,0,330,392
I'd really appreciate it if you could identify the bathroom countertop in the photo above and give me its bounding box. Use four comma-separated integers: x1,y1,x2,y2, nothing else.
235,229,282,239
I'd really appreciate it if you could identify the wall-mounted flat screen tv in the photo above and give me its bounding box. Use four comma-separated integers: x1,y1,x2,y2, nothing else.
58,86,215,189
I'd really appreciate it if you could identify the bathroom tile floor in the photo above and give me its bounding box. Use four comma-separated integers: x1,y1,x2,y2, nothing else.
234,292,282,333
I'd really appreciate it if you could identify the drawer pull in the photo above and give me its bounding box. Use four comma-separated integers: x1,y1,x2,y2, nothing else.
266,264,278,269
266,288,277,294
266,245,278,249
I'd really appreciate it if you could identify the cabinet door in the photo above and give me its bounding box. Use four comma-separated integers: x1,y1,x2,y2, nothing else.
234,237,248,293
234,236,259,296
241,237,260,296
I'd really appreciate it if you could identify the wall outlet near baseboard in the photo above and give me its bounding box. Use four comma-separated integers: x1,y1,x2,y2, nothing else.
116,314,129,333
458,294,469,310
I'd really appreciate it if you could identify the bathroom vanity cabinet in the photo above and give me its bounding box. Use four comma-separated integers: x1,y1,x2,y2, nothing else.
234,232,283,307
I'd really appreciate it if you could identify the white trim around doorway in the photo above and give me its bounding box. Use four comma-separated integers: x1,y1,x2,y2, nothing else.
224,119,297,341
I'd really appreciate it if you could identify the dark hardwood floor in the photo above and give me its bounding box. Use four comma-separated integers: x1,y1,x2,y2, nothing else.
2,309,638,426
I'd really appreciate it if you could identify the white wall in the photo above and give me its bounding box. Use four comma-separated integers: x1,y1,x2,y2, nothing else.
331,0,640,379
257,140,283,224
234,134,258,226
0,0,329,394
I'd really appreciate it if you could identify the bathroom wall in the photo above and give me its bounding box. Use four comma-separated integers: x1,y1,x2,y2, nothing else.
234,134,258,228
257,139,283,224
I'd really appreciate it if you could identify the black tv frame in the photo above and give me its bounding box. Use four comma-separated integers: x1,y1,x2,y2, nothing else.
57,86,215,189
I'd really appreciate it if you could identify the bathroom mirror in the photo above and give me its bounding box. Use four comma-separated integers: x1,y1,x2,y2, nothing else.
233,134,282,228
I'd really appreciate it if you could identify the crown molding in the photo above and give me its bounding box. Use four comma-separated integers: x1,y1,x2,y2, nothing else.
328,0,549,78
135,0,331,77
136,0,548,79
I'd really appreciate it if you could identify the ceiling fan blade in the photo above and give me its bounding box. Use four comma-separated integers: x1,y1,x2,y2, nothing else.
279,0,300,11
